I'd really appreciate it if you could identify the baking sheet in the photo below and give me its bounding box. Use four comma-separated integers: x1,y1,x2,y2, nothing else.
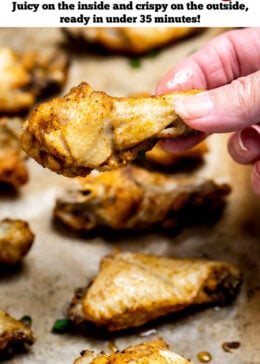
0,28,259,364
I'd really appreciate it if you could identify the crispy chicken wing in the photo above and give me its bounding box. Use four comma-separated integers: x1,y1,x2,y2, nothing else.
73,339,193,364
21,82,201,177
0,47,69,115
0,218,34,265
0,117,29,187
69,251,241,331
145,141,209,168
54,165,230,231
65,27,199,54
0,307,35,358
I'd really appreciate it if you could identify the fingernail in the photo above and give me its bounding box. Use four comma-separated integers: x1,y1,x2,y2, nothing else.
238,125,260,152
173,92,214,119
237,130,249,152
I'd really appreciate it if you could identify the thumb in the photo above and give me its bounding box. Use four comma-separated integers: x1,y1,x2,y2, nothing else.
173,70,260,133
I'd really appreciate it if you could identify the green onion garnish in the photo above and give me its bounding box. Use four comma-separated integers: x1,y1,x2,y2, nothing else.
52,318,71,334
129,58,142,68
20,315,32,326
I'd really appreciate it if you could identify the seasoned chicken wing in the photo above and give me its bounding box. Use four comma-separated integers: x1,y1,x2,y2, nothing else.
73,339,193,364
65,27,199,54
145,141,209,168
54,165,230,231
0,47,69,115
0,307,35,358
21,82,201,177
0,117,28,187
68,251,241,331
0,218,34,265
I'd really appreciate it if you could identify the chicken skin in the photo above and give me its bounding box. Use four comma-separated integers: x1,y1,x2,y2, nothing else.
21,82,201,177
0,218,34,265
68,251,241,331
73,339,193,364
65,27,199,54
0,47,69,115
0,307,35,358
0,117,29,187
54,165,230,231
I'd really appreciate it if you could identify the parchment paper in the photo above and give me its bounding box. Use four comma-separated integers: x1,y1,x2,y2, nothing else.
0,28,259,364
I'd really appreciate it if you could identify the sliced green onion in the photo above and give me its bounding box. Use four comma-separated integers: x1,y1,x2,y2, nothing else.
20,315,32,326
52,318,71,334
129,58,142,68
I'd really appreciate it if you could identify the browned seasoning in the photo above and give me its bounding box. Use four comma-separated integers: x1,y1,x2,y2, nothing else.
222,341,241,353
197,351,212,363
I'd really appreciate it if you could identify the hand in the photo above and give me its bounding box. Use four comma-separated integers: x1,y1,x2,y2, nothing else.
156,28,260,195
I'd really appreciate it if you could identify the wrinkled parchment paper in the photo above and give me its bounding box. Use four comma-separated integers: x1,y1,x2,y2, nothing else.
0,28,259,364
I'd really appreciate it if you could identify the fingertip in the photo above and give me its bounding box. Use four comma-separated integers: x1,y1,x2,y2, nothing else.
156,68,196,95
228,126,260,164
155,78,168,96
155,67,176,96
228,132,248,165
172,92,215,132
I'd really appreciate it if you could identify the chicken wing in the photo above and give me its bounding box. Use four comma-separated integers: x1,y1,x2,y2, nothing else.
21,82,201,177
0,47,69,115
68,251,241,331
0,218,34,265
0,117,29,187
145,141,209,168
73,339,193,364
0,307,35,358
54,165,230,231
65,27,199,54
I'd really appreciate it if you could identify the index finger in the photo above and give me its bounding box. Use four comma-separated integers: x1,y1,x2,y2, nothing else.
156,28,260,94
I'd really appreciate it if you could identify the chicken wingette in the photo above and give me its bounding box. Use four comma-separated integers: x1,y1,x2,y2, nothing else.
73,339,193,364
65,27,199,54
54,165,230,231
68,251,241,331
21,82,202,177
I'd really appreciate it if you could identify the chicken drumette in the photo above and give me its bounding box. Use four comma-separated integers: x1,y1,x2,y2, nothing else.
21,82,201,177
54,165,230,231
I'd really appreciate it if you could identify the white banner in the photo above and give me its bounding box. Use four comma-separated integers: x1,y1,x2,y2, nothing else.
0,0,259,27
